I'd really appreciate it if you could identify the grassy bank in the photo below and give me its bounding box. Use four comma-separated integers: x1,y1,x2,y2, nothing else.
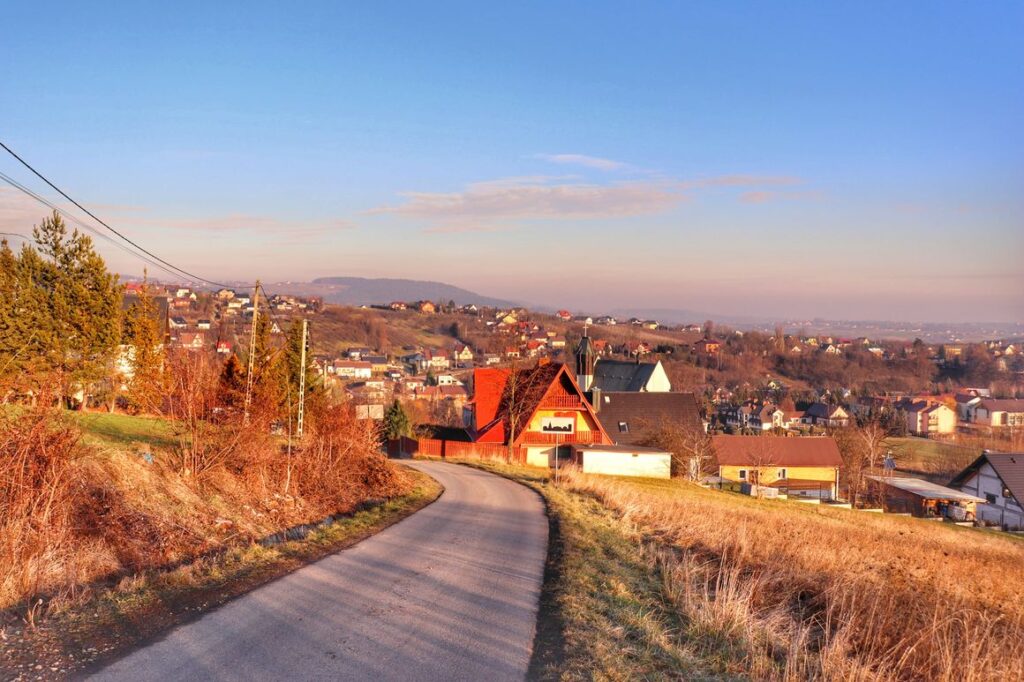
0,466,441,679
450,459,1024,681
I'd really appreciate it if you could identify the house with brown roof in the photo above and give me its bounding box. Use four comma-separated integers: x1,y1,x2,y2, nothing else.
694,338,721,355
902,400,957,435
712,435,843,500
949,452,1024,529
971,399,1024,427
591,392,703,446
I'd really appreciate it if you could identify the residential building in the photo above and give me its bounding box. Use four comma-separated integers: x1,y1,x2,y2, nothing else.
949,452,1024,530
712,435,843,500
588,359,671,393
591,392,703,446
333,360,373,379
972,399,1024,427
802,403,849,428
693,338,721,355
453,344,474,365
902,401,957,435
464,363,612,468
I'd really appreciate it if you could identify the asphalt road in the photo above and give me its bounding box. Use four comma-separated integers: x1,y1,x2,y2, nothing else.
90,461,548,682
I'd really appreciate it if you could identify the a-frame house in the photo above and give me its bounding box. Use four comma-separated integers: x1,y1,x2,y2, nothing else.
465,362,612,467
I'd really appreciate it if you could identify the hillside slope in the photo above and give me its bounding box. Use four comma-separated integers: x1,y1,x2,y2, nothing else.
268,277,517,308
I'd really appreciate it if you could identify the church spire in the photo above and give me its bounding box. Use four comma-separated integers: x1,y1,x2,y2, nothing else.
574,326,595,392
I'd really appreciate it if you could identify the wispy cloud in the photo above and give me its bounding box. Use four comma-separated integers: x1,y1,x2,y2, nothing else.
535,153,628,171
369,176,685,232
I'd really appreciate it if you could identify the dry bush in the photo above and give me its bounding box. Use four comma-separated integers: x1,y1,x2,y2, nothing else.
1,369,410,614
0,406,81,609
292,399,405,513
559,469,1024,681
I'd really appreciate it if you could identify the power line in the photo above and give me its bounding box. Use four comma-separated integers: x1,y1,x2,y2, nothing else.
0,170,194,283
0,139,251,289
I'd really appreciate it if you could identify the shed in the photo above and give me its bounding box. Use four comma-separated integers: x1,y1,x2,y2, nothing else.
571,444,672,480
866,475,985,520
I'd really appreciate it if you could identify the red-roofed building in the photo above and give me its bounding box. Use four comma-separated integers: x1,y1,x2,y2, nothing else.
464,363,612,467
556,310,572,321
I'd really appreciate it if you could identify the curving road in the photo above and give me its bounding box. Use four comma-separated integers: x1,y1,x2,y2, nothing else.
91,461,548,682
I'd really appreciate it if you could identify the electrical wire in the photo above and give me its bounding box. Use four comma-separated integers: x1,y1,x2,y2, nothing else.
0,139,253,289
0,170,197,283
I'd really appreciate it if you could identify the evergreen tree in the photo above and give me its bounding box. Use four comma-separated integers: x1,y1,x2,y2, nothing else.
383,398,412,440
0,212,122,405
217,353,246,410
123,276,167,414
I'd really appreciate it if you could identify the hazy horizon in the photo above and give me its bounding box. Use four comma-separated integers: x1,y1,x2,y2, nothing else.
3,3,1022,323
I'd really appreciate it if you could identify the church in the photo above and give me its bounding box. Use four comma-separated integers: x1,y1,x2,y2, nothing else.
574,331,704,446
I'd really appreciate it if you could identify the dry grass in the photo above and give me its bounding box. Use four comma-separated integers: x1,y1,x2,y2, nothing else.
454,460,1024,681
560,470,1024,681
0,402,412,617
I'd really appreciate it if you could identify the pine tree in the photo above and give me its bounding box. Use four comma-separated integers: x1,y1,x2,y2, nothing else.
123,276,167,414
384,398,412,440
217,353,246,410
0,212,122,405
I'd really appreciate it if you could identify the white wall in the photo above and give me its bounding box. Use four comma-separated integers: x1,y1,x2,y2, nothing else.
955,462,1024,530
580,450,671,479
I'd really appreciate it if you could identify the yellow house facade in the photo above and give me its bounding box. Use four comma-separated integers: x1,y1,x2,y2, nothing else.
713,435,843,500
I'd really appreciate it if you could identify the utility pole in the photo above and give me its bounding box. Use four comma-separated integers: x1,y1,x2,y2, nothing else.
297,317,308,437
243,280,260,424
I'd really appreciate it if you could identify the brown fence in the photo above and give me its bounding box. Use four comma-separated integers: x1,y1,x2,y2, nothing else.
387,437,525,464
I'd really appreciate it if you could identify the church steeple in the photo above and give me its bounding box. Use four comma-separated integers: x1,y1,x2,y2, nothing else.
574,327,595,391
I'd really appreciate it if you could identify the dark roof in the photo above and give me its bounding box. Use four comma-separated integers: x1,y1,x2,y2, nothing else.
592,392,702,445
804,402,843,420
419,425,472,442
950,452,1024,504
712,435,843,467
592,359,659,392
977,399,1024,413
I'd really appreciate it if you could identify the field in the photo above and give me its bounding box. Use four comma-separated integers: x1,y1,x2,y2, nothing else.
455,460,1024,681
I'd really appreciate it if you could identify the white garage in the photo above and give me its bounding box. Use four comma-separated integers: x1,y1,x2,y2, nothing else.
571,444,673,479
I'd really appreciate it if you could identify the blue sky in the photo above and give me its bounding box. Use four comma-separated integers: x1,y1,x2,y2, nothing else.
2,2,1022,322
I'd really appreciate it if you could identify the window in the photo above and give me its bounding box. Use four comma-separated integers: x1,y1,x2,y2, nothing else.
1003,487,1013,499
739,469,748,480
618,421,629,433
986,493,997,504
778,468,787,480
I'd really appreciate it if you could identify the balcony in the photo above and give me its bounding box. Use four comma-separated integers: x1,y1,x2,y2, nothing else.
518,430,602,445
542,395,583,409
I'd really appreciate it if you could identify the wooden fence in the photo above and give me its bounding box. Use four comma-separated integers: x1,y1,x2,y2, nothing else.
387,437,525,464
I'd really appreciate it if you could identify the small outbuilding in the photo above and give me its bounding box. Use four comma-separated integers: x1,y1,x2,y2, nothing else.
866,475,985,521
570,444,672,479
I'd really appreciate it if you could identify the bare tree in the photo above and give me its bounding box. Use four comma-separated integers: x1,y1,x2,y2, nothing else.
639,419,715,479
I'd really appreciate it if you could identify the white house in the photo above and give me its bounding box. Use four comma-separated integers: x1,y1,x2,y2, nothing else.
972,399,1024,427
949,452,1024,530
332,360,372,379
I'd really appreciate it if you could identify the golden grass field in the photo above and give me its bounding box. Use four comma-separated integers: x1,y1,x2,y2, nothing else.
458,460,1024,681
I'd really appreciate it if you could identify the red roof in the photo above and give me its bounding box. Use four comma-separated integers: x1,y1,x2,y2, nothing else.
470,363,610,446
712,435,843,468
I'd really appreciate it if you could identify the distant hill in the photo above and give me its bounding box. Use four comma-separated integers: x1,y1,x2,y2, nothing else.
267,277,518,308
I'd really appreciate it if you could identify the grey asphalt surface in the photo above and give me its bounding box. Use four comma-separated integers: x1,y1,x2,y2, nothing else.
90,461,548,682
